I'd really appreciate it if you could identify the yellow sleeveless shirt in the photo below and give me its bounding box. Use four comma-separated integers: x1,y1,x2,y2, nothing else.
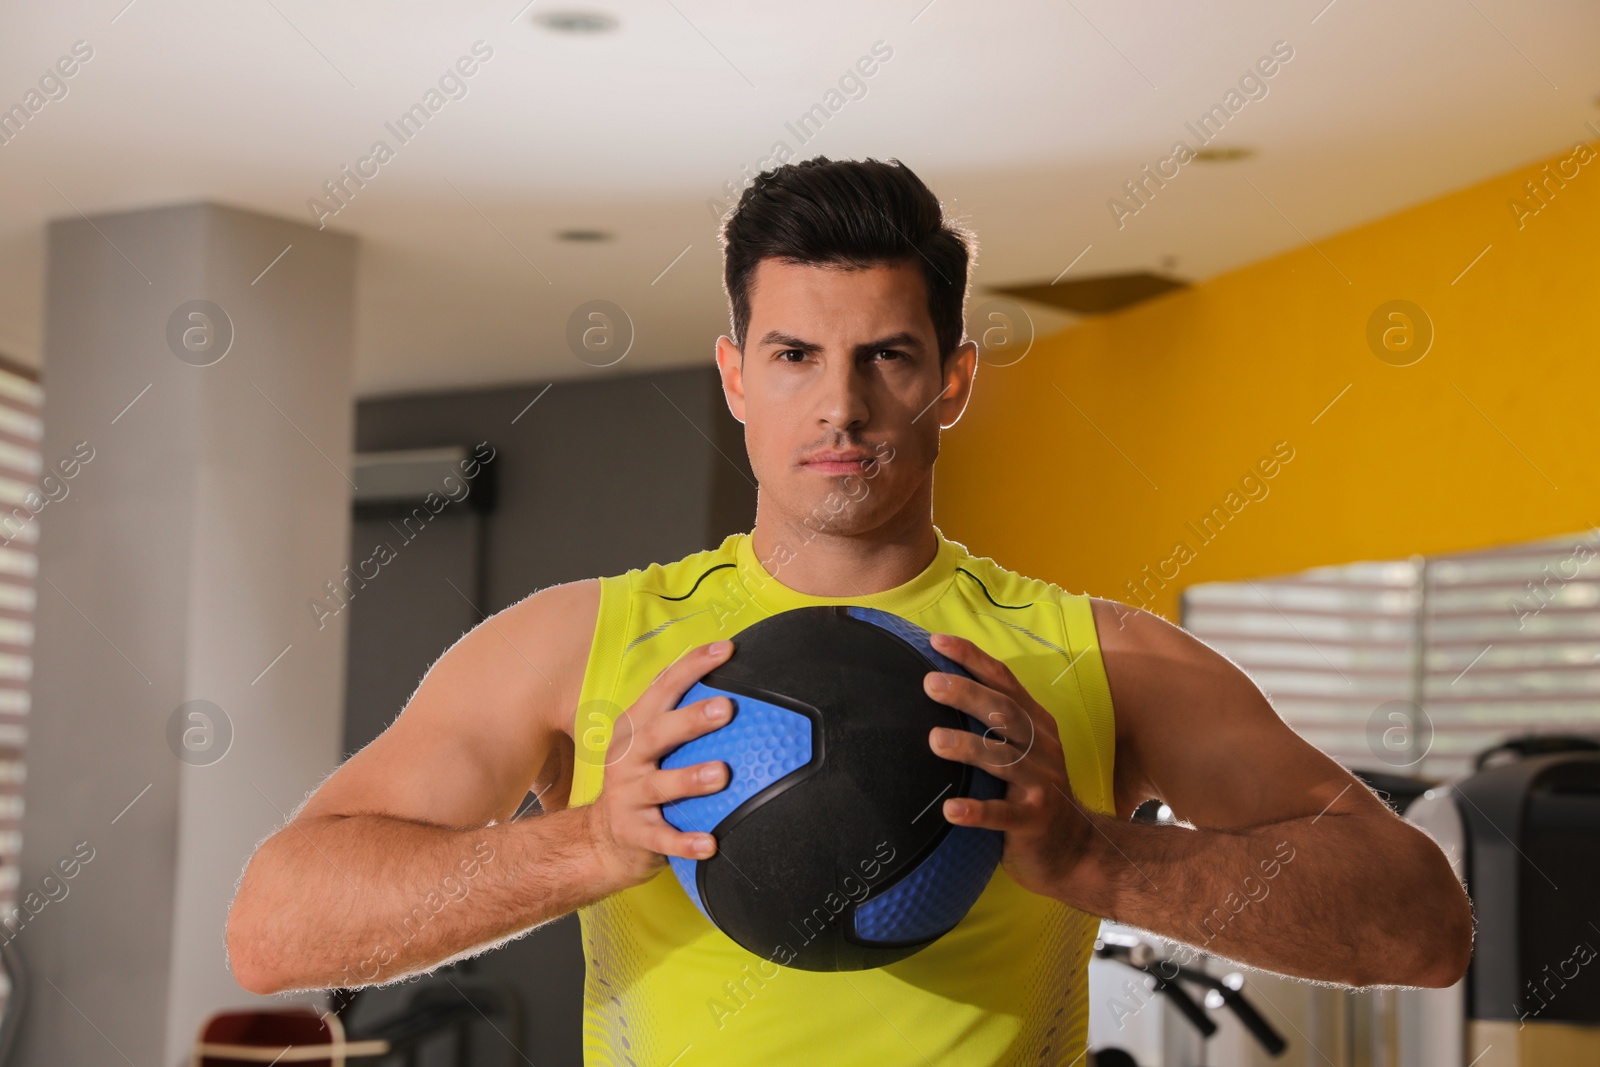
567,526,1116,1066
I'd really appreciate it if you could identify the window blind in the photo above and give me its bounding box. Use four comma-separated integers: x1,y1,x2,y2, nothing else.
1180,528,1600,781
0,362,40,924
1421,532,1600,776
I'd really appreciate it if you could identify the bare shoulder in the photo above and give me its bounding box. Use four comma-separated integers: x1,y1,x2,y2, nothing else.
299,577,602,826
1088,596,1189,659
1087,596,1229,705
1086,595,1369,829
491,576,603,727
1086,597,1186,817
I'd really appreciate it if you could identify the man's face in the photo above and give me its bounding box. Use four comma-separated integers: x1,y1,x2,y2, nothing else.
714,257,977,539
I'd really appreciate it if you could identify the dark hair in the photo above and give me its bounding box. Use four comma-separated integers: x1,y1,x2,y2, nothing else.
719,157,977,363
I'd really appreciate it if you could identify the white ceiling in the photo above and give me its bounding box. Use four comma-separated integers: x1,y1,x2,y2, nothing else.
0,0,1594,396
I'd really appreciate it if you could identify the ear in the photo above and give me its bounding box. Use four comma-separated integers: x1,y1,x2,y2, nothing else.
936,340,979,429
715,335,746,424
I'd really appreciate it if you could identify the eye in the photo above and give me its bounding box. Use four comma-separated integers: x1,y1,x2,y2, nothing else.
775,348,807,363
872,348,905,361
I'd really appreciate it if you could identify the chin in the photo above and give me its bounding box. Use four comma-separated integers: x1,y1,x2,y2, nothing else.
800,495,891,537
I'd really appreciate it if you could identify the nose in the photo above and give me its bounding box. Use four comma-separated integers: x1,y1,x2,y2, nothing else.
816,353,871,434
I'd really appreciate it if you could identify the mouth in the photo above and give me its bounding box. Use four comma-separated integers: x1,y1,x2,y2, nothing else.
800,450,877,475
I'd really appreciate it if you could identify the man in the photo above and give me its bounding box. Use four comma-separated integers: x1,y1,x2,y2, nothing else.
227,157,1472,1064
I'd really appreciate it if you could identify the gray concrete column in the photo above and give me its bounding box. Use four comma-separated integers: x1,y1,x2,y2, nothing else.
15,203,356,1066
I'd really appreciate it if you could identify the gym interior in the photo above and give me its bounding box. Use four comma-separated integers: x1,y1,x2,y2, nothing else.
0,2,1595,1066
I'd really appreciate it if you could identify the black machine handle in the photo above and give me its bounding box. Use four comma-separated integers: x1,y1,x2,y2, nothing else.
1095,938,1287,1057
1203,980,1287,1056
1148,969,1216,1038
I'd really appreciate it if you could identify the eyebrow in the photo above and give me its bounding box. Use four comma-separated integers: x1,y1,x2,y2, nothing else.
757,330,925,358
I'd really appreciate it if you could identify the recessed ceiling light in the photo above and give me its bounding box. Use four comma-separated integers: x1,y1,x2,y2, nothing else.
557,229,612,242
533,10,618,34
1193,147,1254,163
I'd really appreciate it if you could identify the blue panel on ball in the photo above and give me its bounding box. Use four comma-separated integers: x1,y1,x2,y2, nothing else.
661,682,815,830
851,816,1004,944
660,682,814,920
845,607,1009,943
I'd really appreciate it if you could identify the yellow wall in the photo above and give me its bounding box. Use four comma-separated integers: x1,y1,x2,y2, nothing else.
937,139,1600,620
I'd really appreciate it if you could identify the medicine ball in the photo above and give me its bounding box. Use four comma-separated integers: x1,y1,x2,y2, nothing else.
659,605,1007,971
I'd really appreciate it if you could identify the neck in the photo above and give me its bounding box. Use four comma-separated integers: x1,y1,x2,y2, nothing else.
748,489,939,598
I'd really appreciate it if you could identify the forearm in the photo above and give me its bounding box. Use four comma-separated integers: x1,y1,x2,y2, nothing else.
1057,810,1471,988
228,804,616,993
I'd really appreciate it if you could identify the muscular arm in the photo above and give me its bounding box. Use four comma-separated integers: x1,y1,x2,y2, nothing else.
1060,598,1473,989
226,579,617,994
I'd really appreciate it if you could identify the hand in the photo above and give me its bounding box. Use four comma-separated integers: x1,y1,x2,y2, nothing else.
922,631,1096,901
582,639,735,892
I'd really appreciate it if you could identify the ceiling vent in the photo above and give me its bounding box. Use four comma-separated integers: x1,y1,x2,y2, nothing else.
992,271,1188,315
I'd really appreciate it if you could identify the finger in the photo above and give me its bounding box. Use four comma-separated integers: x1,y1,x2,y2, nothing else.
929,634,1058,748
925,672,1037,756
635,639,735,723
650,759,729,804
929,635,1063,755
637,774,722,853
639,691,734,760
646,823,718,861
942,795,1019,831
930,632,1026,699
930,725,1030,779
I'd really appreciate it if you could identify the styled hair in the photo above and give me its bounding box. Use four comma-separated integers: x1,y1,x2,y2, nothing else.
719,156,978,363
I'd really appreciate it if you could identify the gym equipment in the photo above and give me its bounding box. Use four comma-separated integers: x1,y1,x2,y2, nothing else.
1402,749,1600,1066
1095,932,1287,1058
659,605,1007,971
1472,731,1600,771
193,970,526,1065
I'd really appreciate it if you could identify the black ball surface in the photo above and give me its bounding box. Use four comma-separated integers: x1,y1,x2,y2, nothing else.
661,605,1006,971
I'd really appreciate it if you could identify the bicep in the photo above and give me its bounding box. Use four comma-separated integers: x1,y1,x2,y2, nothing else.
298,579,598,828
1091,597,1380,830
